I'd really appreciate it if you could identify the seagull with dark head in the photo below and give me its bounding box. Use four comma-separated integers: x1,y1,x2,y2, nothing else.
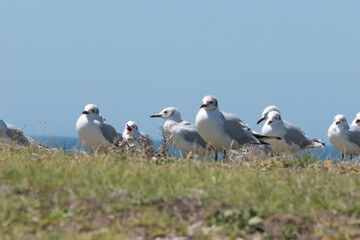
195,95,280,160
76,104,123,153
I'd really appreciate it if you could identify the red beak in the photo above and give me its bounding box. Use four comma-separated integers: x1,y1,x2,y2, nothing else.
126,125,132,135
257,117,265,125
200,104,208,108
82,111,89,114
356,119,360,123
268,120,273,125
335,121,340,125
150,114,162,118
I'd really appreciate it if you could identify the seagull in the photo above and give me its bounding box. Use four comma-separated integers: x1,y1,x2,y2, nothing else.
328,114,360,160
351,112,360,127
150,107,212,156
0,119,35,146
261,110,325,153
122,121,154,148
76,104,123,152
195,95,280,160
257,105,281,124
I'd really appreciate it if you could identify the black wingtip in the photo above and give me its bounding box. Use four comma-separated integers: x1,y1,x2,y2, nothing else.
253,133,281,140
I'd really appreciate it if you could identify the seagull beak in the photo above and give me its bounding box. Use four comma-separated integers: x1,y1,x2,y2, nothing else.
257,117,265,124
335,121,340,125
200,104,208,108
268,120,272,125
356,119,360,123
82,111,89,115
150,114,162,118
126,125,132,135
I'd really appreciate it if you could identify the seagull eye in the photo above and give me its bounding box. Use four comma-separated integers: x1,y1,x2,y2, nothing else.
210,101,213,104
92,109,95,113
164,111,168,114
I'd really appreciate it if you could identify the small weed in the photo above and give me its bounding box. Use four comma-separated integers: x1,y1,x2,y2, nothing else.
206,208,263,231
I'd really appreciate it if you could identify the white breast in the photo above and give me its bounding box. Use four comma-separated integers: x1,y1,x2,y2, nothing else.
328,125,360,155
196,109,234,149
76,115,112,151
261,122,299,153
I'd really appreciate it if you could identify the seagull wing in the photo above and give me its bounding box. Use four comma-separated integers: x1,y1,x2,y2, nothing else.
99,121,123,145
178,122,210,149
222,112,261,145
349,125,360,148
283,120,313,148
5,123,30,145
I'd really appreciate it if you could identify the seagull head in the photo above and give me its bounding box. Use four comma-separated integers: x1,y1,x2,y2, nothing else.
257,105,280,124
267,111,281,126
354,112,360,126
150,107,182,121
200,95,218,111
334,114,347,127
82,104,100,116
124,121,138,136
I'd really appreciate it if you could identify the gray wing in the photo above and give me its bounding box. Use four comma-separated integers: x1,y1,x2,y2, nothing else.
283,120,313,148
222,112,252,131
222,112,260,145
99,122,123,145
5,124,30,145
178,122,210,149
349,125,360,147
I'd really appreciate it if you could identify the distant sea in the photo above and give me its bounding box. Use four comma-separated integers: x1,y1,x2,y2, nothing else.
31,136,347,161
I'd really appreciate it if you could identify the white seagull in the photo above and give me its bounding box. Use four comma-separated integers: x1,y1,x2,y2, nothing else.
195,95,279,160
261,110,324,153
76,104,123,152
0,119,35,146
151,107,212,156
122,121,154,148
257,105,281,124
328,114,360,160
351,112,360,127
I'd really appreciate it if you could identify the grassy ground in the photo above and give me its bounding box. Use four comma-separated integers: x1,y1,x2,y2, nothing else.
1,145,360,240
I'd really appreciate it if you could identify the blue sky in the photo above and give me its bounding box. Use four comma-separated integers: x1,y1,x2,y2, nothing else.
1,1,359,143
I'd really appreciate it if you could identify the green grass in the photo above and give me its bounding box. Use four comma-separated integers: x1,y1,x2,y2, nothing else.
0,145,360,239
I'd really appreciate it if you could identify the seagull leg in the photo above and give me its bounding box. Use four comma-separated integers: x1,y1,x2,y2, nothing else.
341,153,344,160
223,150,227,162
350,154,353,161
215,150,218,162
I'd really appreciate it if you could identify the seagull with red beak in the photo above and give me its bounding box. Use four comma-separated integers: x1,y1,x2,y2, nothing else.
328,114,360,160
150,107,212,156
262,111,324,153
195,95,280,161
257,105,281,125
76,104,123,153
351,112,360,127
122,121,153,148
